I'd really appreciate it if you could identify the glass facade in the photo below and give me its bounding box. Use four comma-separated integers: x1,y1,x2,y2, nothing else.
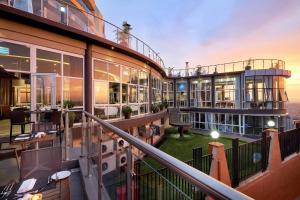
162,80,174,107
190,78,212,108
215,76,240,108
176,81,188,107
151,75,162,104
244,76,287,109
93,59,149,120
0,40,83,112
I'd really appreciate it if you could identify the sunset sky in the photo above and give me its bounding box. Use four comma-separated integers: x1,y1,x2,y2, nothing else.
96,0,300,102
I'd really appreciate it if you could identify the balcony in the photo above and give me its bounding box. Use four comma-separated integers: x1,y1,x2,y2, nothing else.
167,59,287,78
0,0,164,69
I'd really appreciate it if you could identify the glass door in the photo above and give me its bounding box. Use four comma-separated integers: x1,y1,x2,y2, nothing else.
31,73,56,111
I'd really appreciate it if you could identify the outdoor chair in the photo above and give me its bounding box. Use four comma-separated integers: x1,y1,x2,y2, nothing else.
20,146,62,181
9,110,34,143
49,111,62,143
0,147,20,169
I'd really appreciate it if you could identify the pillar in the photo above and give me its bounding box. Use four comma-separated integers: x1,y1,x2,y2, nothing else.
264,128,282,171
84,43,93,113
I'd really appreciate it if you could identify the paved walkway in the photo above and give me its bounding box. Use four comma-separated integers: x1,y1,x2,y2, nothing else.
191,129,257,143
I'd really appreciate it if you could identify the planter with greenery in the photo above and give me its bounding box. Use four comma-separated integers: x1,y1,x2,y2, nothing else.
159,102,164,111
163,100,169,109
63,100,76,128
122,105,132,119
151,103,160,113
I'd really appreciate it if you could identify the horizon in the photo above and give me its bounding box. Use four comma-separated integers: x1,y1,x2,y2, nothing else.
96,0,300,103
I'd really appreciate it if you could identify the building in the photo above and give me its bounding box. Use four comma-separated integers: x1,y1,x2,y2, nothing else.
164,60,292,137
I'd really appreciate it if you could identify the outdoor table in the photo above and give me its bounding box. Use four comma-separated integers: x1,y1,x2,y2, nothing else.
169,122,193,138
12,132,56,150
0,175,70,200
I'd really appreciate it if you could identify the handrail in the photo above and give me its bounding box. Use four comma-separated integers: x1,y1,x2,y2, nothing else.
83,111,253,200
166,58,286,77
0,0,165,68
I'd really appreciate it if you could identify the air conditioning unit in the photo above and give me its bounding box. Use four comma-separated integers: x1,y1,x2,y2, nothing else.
101,140,114,156
115,138,129,151
102,154,116,175
117,152,127,167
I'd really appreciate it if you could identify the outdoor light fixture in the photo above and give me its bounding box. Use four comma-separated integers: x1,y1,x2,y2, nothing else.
60,6,66,12
267,120,275,128
210,130,220,142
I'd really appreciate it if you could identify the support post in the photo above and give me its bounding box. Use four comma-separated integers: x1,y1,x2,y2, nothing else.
232,138,239,187
81,112,86,157
264,128,282,171
261,131,268,172
98,125,103,200
65,110,69,160
126,145,133,200
86,118,91,177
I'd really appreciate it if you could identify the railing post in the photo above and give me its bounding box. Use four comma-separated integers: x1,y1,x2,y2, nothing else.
126,145,133,200
193,147,202,171
261,131,268,172
98,125,103,200
86,118,92,177
81,112,86,157
64,109,69,160
232,138,239,187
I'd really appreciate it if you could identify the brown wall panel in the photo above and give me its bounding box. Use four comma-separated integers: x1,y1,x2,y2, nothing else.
0,18,86,55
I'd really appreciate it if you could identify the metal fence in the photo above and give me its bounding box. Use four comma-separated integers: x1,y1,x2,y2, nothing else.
225,134,271,187
136,148,213,200
279,128,300,160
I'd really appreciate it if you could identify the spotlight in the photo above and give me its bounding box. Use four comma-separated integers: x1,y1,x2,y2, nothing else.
267,120,275,128
60,6,66,13
210,130,220,142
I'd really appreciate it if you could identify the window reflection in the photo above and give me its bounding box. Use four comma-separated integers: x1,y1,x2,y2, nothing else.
63,78,83,106
37,49,61,74
94,81,108,104
63,55,83,77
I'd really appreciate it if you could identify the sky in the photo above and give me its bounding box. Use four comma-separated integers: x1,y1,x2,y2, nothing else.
96,0,300,102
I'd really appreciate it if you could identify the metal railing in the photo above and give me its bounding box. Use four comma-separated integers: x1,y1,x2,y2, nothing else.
1,0,164,68
167,59,285,77
63,109,252,200
279,128,300,160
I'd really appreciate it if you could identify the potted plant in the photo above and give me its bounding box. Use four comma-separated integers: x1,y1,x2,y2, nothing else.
151,103,160,113
122,105,132,119
159,102,164,111
163,100,169,109
63,100,76,128
118,21,132,47
245,58,252,70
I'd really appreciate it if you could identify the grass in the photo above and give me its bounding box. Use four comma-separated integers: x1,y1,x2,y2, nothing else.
140,128,246,173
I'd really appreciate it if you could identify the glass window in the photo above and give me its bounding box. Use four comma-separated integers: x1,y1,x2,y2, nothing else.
94,60,107,80
94,81,108,104
0,41,30,72
139,71,148,86
63,78,83,106
129,85,137,103
122,67,130,83
139,87,148,103
108,63,120,82
122,84,128,103
130,68,138,84
37,49,61,74
63,55,83,77
109,83,120,104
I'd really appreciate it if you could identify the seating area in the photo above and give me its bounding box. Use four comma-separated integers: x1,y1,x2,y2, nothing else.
0,109,81,200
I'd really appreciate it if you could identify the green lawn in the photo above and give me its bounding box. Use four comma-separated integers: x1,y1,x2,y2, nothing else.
140,128,245,173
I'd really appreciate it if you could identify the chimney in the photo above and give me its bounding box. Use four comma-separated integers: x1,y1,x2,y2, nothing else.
185,62,189,76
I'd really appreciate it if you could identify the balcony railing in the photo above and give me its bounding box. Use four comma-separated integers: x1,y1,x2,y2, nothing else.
62,109,252,199
0,0,164,68
167,59,285,77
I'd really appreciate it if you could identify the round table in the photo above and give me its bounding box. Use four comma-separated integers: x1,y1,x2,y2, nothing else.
169,122,193,138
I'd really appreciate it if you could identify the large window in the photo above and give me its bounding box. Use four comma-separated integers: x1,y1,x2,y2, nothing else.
215,76,240,108
93,59,149,120
163,80,174,107
152,75,162,104
245,76,287,109
0,41,30,72
176,81,187,107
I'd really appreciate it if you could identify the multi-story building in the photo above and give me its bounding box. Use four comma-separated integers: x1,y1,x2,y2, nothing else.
164,61,292,136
